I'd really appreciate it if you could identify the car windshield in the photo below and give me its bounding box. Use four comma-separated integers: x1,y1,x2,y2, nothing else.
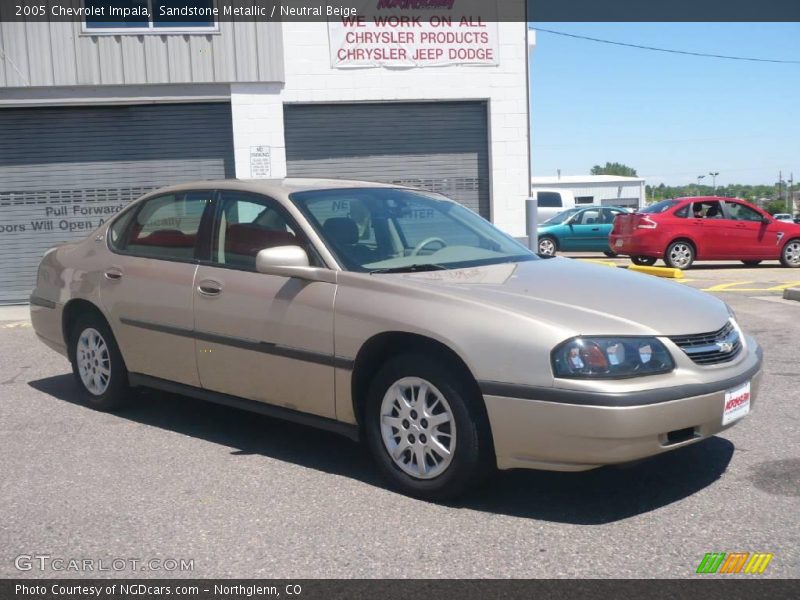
542,208,580,225
639,199,679,214
290,188,536,272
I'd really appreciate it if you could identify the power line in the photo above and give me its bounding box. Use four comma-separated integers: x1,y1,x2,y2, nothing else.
531,27,800,65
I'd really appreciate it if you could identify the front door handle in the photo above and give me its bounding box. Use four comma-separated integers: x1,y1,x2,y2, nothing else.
197,280,223,297
104,268,123,280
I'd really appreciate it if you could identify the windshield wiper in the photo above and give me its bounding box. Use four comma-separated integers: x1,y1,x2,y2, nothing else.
369,263,448,274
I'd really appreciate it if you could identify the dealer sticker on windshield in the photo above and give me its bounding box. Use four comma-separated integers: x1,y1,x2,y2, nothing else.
723,381,751,425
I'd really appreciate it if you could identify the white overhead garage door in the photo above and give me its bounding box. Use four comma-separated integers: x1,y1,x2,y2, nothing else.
0,103,235,304
284,101,490,217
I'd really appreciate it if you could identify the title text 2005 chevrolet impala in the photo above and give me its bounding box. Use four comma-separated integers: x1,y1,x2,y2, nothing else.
30,180,762,499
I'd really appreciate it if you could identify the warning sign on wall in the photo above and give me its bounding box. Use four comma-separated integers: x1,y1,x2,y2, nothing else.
250,146,272,179
328,12,499,69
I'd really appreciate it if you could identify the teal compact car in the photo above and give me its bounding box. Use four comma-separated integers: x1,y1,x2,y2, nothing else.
537,206,630,256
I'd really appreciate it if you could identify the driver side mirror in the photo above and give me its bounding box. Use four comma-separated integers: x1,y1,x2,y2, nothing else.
255,246,335,283
761,216,772,224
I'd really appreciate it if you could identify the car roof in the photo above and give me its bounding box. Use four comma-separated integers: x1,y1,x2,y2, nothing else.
675,196,744,202
150,178,404,197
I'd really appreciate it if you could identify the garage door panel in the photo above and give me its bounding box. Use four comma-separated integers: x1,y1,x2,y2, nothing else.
0,103,234,304
284,102,489,218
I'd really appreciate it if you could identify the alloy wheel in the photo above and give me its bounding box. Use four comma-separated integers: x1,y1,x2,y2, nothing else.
784,241,800,267
538,238,556,256
76,328,111,395
668,243,693,269
379,377,456,480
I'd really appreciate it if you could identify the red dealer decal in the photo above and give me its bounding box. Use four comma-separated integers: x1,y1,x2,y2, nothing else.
329,13,499,68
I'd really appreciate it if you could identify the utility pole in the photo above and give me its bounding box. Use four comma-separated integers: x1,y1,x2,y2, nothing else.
709,172,719,193
779,171,783,207
789,172,795,214
697,175,705,195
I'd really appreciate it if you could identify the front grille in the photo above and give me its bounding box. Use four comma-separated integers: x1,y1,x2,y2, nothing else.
669,321,742,365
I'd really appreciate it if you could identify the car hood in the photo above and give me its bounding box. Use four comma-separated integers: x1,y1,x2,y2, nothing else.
386,258,729,337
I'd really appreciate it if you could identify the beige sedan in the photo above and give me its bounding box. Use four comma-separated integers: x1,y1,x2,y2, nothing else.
31,179,763,499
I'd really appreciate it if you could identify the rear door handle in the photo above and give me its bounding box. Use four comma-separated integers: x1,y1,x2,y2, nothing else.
104,268,123,280
197,280,223,297
591,228,600,231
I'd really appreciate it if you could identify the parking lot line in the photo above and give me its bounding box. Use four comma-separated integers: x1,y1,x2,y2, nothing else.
767,281,800,291
0,322,32,329
702,281,800,292
702,282,755,292
576,259,618,268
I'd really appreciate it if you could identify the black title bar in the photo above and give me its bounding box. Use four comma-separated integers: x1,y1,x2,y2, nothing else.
2,0,800,22
3,579,800,600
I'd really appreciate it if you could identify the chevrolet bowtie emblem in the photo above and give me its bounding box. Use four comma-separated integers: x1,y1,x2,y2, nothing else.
716,341,734,353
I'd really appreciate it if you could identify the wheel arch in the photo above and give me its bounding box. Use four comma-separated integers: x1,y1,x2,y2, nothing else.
666,236,697,257
539,233,559,248
61,299,111,360
781,236,800,266
350,331,493,449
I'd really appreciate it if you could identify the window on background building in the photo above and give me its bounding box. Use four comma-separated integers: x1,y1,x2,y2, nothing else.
575,196,594,205
536,192,562,208
85,0,216,33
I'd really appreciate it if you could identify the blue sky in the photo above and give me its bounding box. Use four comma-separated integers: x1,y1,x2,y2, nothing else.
529,23,800,186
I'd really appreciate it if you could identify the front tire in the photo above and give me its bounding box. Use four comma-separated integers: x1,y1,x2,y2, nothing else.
69,312,130,411
603,250,618,258
537,236,557,256
630,256,657,266
664,241,695,270
364,354,490,501
780,239,800,268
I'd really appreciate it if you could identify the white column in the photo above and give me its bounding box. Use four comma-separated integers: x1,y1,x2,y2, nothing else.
230,83,287,179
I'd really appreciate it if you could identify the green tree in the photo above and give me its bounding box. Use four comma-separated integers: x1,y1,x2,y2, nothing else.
590,162,638,177
765,200,788,215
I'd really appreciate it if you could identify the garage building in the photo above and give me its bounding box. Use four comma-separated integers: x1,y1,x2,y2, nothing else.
0,12,531,304
531,175,646,210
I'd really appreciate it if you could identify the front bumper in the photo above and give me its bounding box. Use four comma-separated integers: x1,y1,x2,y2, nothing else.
483,345,763,471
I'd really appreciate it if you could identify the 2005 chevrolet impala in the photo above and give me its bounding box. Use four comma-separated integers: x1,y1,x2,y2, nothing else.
30,179,762,499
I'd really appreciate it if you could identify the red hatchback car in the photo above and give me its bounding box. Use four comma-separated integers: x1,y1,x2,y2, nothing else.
610,196,800,270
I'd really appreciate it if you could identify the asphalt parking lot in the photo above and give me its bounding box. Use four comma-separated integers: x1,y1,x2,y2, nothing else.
2,258,799,579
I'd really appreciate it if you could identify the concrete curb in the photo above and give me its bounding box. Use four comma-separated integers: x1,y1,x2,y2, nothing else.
783,288,800,302
0,304,31,322
628,265,685,279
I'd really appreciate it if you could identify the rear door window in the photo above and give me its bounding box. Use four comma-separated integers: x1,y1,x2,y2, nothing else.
122,192,211,261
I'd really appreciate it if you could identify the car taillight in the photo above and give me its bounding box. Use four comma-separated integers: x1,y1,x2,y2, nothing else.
637,216,658,229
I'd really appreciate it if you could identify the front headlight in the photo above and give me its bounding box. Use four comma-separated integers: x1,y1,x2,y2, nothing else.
551,336,674,379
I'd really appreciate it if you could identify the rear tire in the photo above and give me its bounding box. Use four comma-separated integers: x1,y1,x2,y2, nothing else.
537,236,557,256
630,256,656,266
664,241,695,270
69,312,131,411
741,260,762,266
364,354,491,501
780,239,800,268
